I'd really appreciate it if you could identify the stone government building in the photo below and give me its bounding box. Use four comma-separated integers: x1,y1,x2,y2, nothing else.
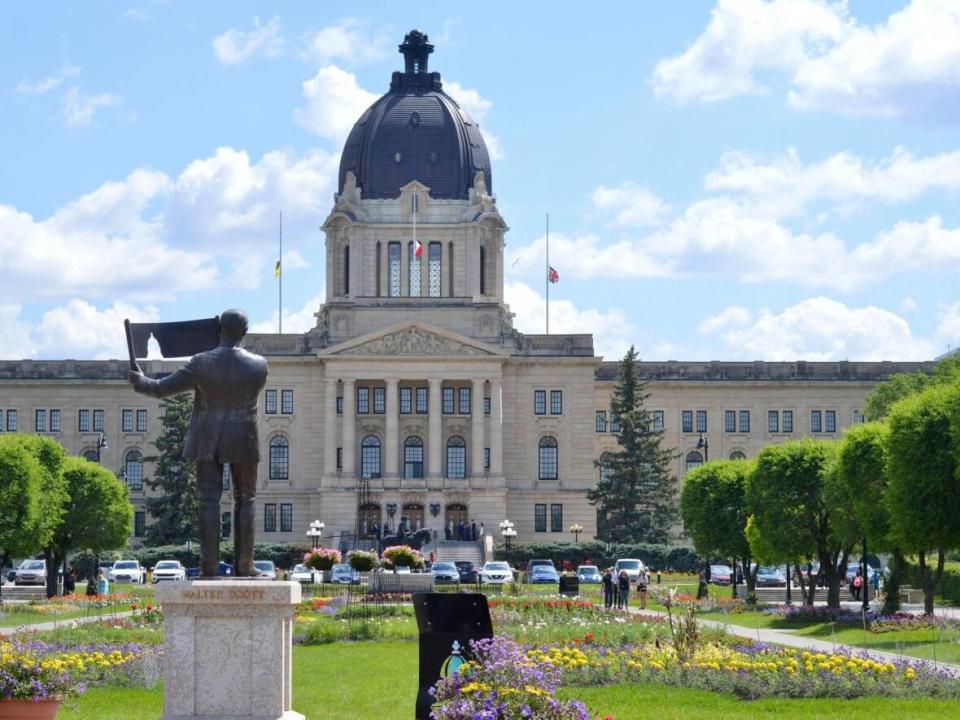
0,31,934,550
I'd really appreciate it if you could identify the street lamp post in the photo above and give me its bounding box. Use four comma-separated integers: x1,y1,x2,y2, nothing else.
499,520,516,555
305,519,324,550
570,524,583,543
95,432,108,463
697,433,709,462
861,537,869,613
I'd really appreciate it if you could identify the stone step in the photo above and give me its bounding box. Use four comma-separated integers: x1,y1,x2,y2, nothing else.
427,543,484,566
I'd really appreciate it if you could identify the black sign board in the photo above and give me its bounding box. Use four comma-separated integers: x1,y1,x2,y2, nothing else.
559,576,580,597
413,592,493,719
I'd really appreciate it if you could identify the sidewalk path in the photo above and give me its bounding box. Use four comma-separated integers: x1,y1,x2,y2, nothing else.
0,610,135,637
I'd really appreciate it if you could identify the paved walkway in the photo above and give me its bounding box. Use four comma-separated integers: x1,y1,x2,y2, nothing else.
0,610,135,637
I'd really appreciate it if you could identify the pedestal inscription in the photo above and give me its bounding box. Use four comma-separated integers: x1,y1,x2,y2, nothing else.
156,580,304,720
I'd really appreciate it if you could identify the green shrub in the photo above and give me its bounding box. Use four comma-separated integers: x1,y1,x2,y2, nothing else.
132,541,312,570
903,560,960,604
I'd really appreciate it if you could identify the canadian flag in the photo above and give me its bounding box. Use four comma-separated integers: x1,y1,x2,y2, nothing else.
548,266,559,284
414,239,423,257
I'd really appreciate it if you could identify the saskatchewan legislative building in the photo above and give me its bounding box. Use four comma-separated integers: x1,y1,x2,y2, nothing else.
0,31,933,552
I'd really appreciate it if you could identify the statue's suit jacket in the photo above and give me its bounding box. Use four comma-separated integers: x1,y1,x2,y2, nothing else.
135,344,268,463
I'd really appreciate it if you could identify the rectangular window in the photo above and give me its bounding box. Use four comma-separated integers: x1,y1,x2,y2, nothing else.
484,397,491,415
825,410,836,433
93,409,104,432
222,465,231,490
388,242,401,297
484,447,490,470
534,390,546,415
336,447,343,470
739,410,750,433
373,387,385,414
696,410,707,433
136,409,147,432
122,409,133,432
281,389,294,414
550,390,562,415
416,387,428,414
400,387,412,414
428,243,442,298
49,409,60,432
442,387,455,414
783,410,793,433
550,504,563,533
280,503,293,533
609,413,620,433
134,511,145,538
853,409,865,425
725,410,736,433
458,387,471,415
264,504,277,533
78,409,90,432
265,389,278,414
534,504,547,533
595,410,607,433
682,410,693,433
35,409,46,432
221,512,232,539
810,410,822,433
408,242,421,297
653,410,664,432
336,396,343,414
768,410,779,433
0,410,3,432
7,410,16,432
357,387,370,414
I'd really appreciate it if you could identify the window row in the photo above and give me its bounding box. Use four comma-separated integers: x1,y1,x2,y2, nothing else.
534,503,564,532
533,390,563,416
596,408,845,435
264,389,294,415
263,503,294,533
77,409,105,432
377,240,446,298
335,386,492,416
22,408,146,434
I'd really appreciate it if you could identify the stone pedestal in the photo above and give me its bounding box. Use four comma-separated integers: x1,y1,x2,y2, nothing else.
156,580,304,720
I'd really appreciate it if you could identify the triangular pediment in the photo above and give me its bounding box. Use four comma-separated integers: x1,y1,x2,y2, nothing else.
320,321,508,358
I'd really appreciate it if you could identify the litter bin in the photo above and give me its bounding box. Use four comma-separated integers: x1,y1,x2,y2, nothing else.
413,592,493,720
559,576,579,598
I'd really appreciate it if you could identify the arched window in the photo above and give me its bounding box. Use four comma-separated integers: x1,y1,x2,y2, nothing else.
388,242,401,296
598,451,613,483
82,449,99,463
408,241,421,297
729,450,747,461
446,436,466,479
448,242,455,296
125,450,144,491
479,246,486,295
269,436,289,480
359,503,381,536
361,435,381,479
685,451,704,471
344,245,350,295
539,437,558,480
404,436,424,479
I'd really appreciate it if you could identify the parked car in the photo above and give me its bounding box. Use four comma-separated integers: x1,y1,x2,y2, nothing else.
480,561,514,585
254,560,277,580
576,565,602,584
755,566,786,587
709,564,733,585
152,560,186,583
455,561,478,584
331,564,360,584
14,559,46,586
290,564,318,584
614,558,646,583
186,562,234,578
524,559,556,583
431,561,460,585
109,560,146,584
529,565,560,584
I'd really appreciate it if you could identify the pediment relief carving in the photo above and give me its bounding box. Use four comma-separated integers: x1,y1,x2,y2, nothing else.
339,326,493,357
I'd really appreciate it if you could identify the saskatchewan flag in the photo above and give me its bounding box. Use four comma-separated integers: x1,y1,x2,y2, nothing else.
274,259,281,277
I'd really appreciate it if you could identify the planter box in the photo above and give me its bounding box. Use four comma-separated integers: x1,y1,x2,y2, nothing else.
0,699,61,720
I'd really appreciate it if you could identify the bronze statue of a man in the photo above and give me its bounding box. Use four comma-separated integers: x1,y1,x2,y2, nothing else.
128,309,268,577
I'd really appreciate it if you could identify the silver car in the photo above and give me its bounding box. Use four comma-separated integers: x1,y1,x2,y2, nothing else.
254,560,277,580
14,559,46,586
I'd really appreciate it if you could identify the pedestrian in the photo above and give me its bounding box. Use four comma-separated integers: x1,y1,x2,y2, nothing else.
618,570,630,609
429,551,436,565
637,571,649,610
479,521,485,539
852,571,863,601
696,571,708,600
445,521,452,541
602,568,614,609
656,569,661,585
64,568,76,595
470,519,478,542
870,568,881,601
458,521,465,541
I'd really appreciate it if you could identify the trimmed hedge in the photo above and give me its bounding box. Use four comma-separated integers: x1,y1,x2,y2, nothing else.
903,559,960,604
500,541,701,573
133,542,312,570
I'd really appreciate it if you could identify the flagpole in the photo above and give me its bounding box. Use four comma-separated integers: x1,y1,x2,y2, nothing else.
278,210,283,334
545,212,550,335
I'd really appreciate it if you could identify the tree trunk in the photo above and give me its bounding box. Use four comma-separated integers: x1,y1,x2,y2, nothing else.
794,564,810,605
823,549,847,609
42,548,57,599
919,549,945,615
882,550,903,614
741,558,757,602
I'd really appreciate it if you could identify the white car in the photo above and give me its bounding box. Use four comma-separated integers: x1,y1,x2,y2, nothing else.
151,560,186,583
290,564,319,584
109,560,146,584
14,559,47,586
614,558,646,583
479,561,514,585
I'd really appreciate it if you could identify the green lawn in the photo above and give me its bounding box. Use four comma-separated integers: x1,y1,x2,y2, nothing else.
63,640,960,720
0,605,129,628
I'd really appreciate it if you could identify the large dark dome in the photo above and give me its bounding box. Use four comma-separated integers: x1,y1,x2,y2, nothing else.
337,30,492,201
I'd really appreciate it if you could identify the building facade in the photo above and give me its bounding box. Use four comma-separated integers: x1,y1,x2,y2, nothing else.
0,31,935,549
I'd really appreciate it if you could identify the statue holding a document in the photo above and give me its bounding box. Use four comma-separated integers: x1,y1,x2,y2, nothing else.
124,309,268,577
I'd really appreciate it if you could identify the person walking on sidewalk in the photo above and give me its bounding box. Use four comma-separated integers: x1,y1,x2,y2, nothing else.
618,570,630,610
602,568,614,609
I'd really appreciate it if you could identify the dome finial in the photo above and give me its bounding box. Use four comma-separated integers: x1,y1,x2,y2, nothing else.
399,29,434,74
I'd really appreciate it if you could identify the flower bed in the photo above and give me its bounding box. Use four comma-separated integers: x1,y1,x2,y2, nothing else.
2,593,136,616
762,605,954,633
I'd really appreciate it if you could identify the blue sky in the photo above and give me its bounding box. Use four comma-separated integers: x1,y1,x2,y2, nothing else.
2,0,960,361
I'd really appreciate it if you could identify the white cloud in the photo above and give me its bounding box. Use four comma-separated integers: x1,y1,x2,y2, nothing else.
281,249,310,271
591,183,669,227
61,87,121,127
900,296,919,315
293,65,379,143
698,297,936,361
0,305,37,359
504,281,636,359
444,80,504,160
935,301,960,343
299,19,389,65
654,0,960,118
508,231,672,280
213,16,283,65
251,293,324,335
15,64,81,94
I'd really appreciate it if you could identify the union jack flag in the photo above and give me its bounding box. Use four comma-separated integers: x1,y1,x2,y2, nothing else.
548,266,559,284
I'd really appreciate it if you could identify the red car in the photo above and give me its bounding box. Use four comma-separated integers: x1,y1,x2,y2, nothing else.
709,564,733,585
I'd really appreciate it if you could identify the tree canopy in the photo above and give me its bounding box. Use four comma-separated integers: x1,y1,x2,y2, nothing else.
54,457,133,558
0,436,44,558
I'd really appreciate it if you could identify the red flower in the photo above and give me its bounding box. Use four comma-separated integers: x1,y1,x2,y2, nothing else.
131,604,139,611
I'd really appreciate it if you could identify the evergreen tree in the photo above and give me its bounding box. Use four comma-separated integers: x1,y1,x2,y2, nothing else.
588,346,678,543
144,393,199,546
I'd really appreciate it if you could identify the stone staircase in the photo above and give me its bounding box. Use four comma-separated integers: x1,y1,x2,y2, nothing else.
426,541,484,566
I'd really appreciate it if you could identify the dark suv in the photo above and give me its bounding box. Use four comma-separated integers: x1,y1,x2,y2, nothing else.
455,561,478,584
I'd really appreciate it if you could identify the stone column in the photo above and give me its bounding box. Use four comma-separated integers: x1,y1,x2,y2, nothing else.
342,379,356,478
385,379,399,478
490,379,503,475
428,378,442,479
471,379,485,478
323,378,338,476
